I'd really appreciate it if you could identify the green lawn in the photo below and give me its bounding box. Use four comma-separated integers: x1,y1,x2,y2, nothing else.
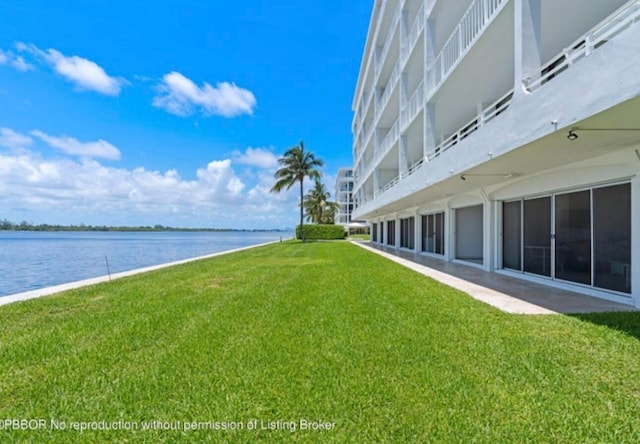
1,241,639,443
347,233,370,241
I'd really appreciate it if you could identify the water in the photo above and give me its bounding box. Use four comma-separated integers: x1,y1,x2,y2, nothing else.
0,231,292,297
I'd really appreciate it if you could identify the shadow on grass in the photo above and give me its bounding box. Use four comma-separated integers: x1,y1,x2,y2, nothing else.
569,311,640,340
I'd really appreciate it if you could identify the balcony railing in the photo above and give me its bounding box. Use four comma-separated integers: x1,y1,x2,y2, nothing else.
427,89,513,161
376,63,400,119
429,0,507,91
525,0,640,92
377,118,400,164
375,174,401,198
375,1,402,80
401,157,425,179
400,80,425,130
401,2,425,65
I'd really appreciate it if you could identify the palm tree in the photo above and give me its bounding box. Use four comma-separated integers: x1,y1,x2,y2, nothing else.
304,179,340,224
270,141,324,239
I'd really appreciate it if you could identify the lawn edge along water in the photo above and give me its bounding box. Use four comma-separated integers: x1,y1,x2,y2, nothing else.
0,239,282,308
1,241,639,443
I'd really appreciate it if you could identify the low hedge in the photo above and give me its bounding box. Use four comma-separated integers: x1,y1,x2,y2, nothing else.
296,224,345,240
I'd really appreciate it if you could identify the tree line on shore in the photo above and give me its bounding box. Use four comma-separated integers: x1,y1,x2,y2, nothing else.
0,220,285,233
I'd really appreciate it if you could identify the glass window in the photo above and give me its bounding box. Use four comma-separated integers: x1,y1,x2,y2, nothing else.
387,220,395,246
421,212,444,255
523,197,551,277
593,184,631,293
503,201,522,270
555,190,591,285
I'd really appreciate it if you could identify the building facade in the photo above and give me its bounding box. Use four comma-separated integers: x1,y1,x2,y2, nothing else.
352,0,640,307
334,167,355,226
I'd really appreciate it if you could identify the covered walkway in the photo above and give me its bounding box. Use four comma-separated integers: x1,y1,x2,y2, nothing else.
353,242,637,315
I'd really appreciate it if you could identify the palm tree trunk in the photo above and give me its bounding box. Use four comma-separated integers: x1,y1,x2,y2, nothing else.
299,178,304,241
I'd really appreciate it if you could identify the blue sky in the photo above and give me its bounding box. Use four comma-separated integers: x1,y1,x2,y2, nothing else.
0,0,371,229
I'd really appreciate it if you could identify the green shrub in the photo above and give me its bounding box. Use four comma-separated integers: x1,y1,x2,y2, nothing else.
296,224,345,240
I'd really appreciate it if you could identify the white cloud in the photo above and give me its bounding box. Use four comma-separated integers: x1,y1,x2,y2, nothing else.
0,128,33,150
0,49,34,71
31,130,121,160
16,43,125,95
0,127,300,228
232,147,278,169
11,56,34,71
153,71,256,117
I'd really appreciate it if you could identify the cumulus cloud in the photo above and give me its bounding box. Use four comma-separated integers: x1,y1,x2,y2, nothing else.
232,147,278,169
0,128,33,150
153,71,256,117
0,127,300,228
31,130,121,160
16,43,125,95
0,48,34,71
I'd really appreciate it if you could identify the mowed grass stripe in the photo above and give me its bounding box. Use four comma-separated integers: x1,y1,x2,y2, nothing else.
1,241,639,443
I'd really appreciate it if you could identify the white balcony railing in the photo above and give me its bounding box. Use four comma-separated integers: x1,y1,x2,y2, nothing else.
402,157,425,179
377,118,400,164
375,1,402,80
401,2,425,65
370,88,513,199
400,80,424,130
525,0,640,92
375,174,401,198
376,63,400,119
427,89,513,161
429,0,508,90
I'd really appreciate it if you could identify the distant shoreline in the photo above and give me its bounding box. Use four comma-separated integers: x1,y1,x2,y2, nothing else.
0,223,291,233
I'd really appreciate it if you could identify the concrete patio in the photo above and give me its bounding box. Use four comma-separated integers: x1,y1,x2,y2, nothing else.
353,242,637,315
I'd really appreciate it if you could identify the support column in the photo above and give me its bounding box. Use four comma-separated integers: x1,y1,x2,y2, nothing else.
632,175,640,308
425,18,436,95
395,216,401,249
445,204,453,261
514,0,542,94
414,210,421,253
424,102,436,160
400,135,409,175
483,198,494,272
382,218,388,246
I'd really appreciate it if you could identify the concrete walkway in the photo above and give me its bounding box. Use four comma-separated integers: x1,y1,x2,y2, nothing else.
0,240,279,308
352,242,637,315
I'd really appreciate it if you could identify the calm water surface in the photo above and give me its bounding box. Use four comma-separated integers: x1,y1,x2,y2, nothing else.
0,231,292,297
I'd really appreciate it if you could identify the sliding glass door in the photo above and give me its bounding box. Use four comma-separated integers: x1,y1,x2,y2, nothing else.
523,197,551,277
422,212,444,255
501,183,631,294
593,184,631,293
555,190,591,285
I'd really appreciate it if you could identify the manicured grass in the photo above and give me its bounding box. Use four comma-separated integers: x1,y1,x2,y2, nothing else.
1,241,639,443
348,233,370,241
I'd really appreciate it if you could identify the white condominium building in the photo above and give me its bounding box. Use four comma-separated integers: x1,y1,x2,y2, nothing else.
334,168,355,225
352,0,640,307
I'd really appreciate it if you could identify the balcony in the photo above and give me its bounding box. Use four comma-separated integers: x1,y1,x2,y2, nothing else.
376,63,400,120
427,89,513,160
400,80,425,131
525,0,640,92
375,2,403,81
401,2,425,65
429,0,508,91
